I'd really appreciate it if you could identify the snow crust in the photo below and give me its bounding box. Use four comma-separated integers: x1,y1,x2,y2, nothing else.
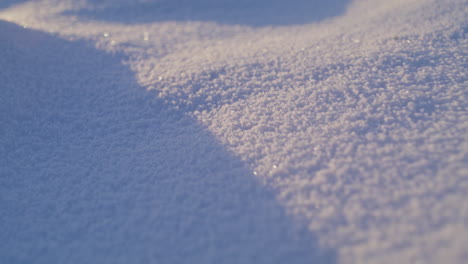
1,0,467,263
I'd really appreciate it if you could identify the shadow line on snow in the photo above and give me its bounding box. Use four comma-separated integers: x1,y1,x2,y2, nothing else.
0,20,335,263
63,0,351,27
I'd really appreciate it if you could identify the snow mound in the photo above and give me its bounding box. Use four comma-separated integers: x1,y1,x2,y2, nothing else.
0,0,467,263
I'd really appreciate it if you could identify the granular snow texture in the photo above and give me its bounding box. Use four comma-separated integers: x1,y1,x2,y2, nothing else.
0,0,467,263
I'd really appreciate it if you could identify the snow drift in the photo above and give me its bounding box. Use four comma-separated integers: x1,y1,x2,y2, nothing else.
0,0,466,263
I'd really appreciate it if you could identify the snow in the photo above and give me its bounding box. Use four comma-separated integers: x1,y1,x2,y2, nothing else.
0,0,467,263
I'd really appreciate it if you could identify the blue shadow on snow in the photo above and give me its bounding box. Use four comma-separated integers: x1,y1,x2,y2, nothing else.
0,0,28,9
64,0,351,27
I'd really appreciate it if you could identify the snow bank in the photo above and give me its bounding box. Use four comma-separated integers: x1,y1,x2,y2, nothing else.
1,0,466,263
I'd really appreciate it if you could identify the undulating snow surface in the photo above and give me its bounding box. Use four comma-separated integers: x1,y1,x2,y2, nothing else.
1,0,467,263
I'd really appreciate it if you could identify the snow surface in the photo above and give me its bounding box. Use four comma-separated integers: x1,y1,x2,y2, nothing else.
0,0,467,263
